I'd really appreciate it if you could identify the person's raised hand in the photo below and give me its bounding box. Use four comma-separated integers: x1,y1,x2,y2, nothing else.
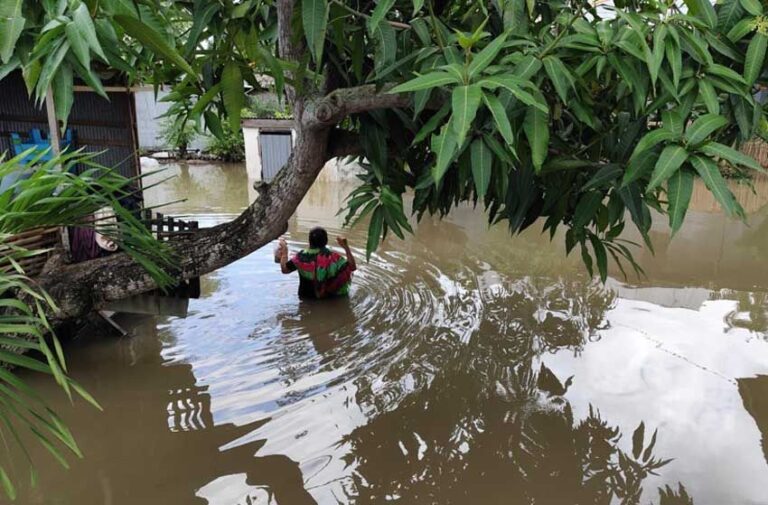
336,236,349,248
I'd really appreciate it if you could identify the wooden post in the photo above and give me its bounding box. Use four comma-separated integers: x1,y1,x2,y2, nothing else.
45,86,70,258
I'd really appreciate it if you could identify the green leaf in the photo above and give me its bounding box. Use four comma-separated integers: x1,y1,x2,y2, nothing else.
413,102,450,144
727,18,755,42
513,54,542,80
684,114,728,145
663,109,687,136
114,15,195,76
647,144,689,192
650,25,667,86
523,106,549,172
390,72,459,93
481,92,514,146
718,0,746,32
451,84,482,147
302,0,328,63
470,137,492,198
65,21,91,70
366,206,384,259
543,56,575,103
478,75,548,112
685,0,717,28
630,128,678,161
190,83,221,117
368,0,395,33
699,141,764,171
689,154,743,216
573,192,603,229
413,0,425,12
745,32,767,85
740,0,763,16
373,21,396,70
667,168,693,235
665,36,682,89
468,32,508,80
589,234,608,282
583,164,623,191
431,127,459,183
698,80,719,114
707,63,747,85
53,62,73,129
72,3,106,61
221,63,244,132
0,0,24,64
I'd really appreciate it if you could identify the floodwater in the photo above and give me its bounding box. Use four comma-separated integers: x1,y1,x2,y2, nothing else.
6,161,768,504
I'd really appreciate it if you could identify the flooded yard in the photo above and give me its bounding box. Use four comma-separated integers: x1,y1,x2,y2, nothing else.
7,161,768,504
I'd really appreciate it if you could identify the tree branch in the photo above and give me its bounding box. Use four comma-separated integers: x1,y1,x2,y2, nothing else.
305,84,412,129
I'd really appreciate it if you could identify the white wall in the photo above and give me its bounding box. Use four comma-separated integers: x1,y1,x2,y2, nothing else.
134,88,208,152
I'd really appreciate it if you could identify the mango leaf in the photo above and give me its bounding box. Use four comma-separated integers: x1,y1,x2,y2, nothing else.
667,168,693,235
629,128,677,161
481,92,514,146
467,32,508,80
431,126,459,183
699,141,764,171
647,144,689,192
718,0,746,32
478,75,548,112
727,18,756,42
413,102,451,144
368,0,395,33
302,0,328,63
665,36,682,88
65,22,91,70
543,55,575,103
588,234,608,282
573,192,603,229
740,0,763,16
690,154,743,217
470,137,492,198
513,54,542,79
745,32,767,85
373,21,396,70
685,0,717,28
221,62,244,132
0,0,24,64
684,114,728,146
53,62,73,129
523,106,549,172
451,84,482,147
72,3,106,61
114,15,195,76
698,80,719,114
390,72,459,93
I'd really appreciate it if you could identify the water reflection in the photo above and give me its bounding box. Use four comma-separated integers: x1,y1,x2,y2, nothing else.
6,163,768,505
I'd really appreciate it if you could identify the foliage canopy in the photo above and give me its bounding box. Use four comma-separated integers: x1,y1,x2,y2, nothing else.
2,0,768,278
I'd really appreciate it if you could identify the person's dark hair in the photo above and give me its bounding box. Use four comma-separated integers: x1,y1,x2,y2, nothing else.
308,227,328,249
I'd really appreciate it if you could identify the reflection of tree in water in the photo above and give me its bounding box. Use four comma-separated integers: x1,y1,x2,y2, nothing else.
711,290,768,338
334,281,692,505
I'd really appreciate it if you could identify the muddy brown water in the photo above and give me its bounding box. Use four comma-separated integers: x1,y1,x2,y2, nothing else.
5,161,768,505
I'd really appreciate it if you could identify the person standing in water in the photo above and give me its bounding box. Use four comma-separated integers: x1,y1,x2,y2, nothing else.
277,227,357,299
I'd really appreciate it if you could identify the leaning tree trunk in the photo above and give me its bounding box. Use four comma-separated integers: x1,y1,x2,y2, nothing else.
33,0,411,323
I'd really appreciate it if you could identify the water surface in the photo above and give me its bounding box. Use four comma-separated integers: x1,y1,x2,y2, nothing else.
7,161,768,505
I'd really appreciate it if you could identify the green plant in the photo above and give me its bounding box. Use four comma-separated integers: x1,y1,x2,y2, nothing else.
205,127,245,162
158,116,198,159
0,148,173,500
5,0,767,280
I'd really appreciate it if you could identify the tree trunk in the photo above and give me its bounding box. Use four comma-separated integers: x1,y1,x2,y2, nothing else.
32,0,409,323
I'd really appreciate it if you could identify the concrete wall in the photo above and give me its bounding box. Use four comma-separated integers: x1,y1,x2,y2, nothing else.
134,88,208,152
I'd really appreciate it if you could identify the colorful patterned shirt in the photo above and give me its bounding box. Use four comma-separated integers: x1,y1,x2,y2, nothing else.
285,247,353,299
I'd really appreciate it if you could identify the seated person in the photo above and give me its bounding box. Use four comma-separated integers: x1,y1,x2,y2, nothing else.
276,227,356,299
